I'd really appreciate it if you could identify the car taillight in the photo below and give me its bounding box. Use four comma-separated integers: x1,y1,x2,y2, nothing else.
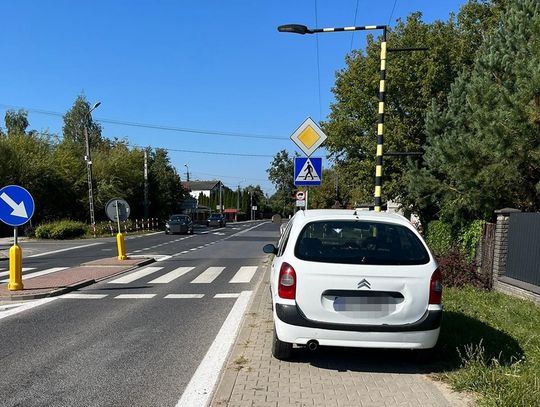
278,262,296,300
429,268,443,304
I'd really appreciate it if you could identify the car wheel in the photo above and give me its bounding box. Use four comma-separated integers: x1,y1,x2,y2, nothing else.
272,325,292,360
165,230,169,235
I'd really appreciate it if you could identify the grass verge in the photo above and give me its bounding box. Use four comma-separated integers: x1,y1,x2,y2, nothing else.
437,286,540,406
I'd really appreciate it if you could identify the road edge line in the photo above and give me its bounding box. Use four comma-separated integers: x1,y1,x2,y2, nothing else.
209,255,272,406
175,290,254,407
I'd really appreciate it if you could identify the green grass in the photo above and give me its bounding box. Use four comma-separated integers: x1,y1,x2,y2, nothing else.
437,286,540,406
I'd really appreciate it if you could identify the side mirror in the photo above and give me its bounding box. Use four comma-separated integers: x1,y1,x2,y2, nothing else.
263,244,278,255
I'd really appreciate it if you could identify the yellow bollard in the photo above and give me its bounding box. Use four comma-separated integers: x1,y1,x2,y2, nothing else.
8,244,23,291
116,232,127,260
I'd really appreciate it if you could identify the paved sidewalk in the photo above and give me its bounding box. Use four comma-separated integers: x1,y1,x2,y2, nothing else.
212,266,471,407
0,256,154,300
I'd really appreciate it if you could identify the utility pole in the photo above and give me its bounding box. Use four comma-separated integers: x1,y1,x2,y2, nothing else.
144,149,149,219
83,101,101,237
236,185,240,222
219,182,223,215
250,191,253,221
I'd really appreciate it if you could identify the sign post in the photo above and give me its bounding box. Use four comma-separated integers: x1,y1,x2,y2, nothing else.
0,185,35,291
106,198,130,261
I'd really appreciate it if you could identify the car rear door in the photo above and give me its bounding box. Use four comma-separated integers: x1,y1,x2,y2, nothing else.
292,219,436,326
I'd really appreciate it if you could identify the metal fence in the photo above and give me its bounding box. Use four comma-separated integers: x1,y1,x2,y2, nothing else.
505,213,540,288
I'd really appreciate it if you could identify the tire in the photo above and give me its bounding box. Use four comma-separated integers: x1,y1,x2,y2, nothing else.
272,325,292,360
165,230,169,235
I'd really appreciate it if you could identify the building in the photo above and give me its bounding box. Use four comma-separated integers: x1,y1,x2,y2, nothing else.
182,180,223,202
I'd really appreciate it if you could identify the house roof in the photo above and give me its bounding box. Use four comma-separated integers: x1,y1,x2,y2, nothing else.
183,180,221,191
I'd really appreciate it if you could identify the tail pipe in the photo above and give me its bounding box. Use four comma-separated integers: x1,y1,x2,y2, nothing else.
307,340,319,351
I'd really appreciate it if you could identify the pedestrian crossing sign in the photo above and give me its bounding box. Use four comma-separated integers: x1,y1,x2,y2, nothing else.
294,157,322,186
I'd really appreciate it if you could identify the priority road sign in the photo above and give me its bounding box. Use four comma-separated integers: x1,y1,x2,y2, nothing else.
294,157,322,186
0,185,35,227
290,117,327,157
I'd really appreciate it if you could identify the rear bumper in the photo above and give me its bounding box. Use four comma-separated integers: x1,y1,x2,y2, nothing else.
274,304,441,349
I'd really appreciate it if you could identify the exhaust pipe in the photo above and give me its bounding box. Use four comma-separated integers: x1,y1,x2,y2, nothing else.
307,340,319,351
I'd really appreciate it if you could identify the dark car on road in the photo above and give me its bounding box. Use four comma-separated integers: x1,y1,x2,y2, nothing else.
207,213,226,228
165,214,194,235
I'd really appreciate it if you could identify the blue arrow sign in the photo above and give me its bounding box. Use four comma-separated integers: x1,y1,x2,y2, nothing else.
294,157,322,186
0,185,35,227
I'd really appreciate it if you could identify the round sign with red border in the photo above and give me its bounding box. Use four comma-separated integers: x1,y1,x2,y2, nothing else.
296,191,305,201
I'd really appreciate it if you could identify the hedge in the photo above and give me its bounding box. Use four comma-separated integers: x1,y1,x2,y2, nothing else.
35,220,87,239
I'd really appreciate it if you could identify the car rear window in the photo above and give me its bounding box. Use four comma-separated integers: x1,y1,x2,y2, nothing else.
294,220,430,265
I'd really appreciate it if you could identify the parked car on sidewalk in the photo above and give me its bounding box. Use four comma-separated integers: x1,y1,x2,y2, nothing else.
165,214,193,235
207,213,226,228
263,209,442,360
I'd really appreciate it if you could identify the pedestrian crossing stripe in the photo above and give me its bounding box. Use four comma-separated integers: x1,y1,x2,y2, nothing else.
294,157,322,186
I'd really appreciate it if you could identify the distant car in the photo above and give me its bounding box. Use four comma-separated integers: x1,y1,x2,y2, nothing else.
207,213,226,228
263,209,441,360
165,214,193,235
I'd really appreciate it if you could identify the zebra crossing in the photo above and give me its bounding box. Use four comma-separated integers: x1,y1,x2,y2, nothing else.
57,264,259,301
106,264,258,286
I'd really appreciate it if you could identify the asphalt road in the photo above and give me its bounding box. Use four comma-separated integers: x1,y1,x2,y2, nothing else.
0,221,279,407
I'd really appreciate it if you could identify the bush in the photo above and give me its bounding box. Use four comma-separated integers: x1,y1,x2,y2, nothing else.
425,220,454,256
459,220,485,262
35,220,88,239
437,248,489,289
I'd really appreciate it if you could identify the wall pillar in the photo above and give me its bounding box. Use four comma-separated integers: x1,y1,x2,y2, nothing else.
492,208,521,284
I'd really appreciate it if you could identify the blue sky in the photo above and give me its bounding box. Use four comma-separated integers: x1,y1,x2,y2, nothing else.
1,0,466,194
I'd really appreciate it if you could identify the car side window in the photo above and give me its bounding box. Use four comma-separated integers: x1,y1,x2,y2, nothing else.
277,222,293,257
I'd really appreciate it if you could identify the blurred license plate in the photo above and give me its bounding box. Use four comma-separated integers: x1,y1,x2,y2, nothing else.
333,296,394,312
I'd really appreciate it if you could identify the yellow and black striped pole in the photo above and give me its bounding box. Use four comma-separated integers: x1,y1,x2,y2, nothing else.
278,23,389,211
374,28,387,212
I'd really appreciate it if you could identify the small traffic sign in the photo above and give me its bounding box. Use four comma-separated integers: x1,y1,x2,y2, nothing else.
294,157,322,186
0,185,35,227
290,117,327,157
105,198,131,222
296,191,305,201
296,200,306,207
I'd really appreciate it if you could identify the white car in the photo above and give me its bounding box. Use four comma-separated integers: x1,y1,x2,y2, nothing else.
263,209,442,360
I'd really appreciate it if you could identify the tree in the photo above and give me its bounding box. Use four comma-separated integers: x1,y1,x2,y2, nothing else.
4,110,29,136
406,0,540,225
321,4,504,213
267,150,296,215
62,95,103,150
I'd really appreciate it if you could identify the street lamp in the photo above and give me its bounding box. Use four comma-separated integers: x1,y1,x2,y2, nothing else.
278,23,388,212
84,101,101,237
184,163,190,183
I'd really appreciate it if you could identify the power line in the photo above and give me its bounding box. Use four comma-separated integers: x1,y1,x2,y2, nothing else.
0,103,288,141
314,0,323,120
350,0,360,51
388,0,398,25
128,144,274,158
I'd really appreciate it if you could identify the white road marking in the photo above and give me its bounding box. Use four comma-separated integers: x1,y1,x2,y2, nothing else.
175,291,252,407
229,266,258,284
190,267,225,284
114,294,156,299
0,267,67,283
61,293,108,299
0,297,58,321
107,266,163,284
27,242,104,258
149,267,195,284
156,255,173,262
165,294,204,299
214,293,241,298
0,267,36,278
